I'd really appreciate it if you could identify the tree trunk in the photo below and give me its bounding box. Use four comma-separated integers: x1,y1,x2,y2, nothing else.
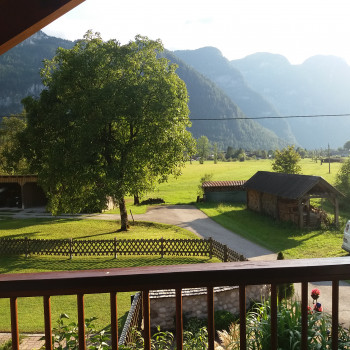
134,194,140,205
119,197,129,231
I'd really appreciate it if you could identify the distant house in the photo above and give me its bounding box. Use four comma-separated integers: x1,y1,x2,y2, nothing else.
202,180,246,203
244,171,342,228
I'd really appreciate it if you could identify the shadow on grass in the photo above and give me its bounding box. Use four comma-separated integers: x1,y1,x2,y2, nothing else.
0,255,216,274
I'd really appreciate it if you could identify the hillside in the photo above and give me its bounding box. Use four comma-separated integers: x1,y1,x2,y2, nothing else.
173,47,297,145
165,51,287,150
231,52,350,148
0,32,287,150
0,31,73,116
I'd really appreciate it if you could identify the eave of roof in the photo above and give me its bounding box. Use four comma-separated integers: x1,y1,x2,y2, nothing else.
202,180,246,188
0,0,85,55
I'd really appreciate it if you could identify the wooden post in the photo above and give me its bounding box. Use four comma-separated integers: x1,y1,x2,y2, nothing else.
77,294,86,350
10,297,20,350
298,199,304,229
334,196,339,228
161,237,164,258
70,238,73,259
208,237,213,259
223,245,228,262
175,288,183,350
25,237,29,258
43,296,53,350
114,237,117,259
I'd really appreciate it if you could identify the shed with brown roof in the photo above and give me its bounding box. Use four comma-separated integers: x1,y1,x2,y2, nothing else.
202,180,246,203
244,171,342,228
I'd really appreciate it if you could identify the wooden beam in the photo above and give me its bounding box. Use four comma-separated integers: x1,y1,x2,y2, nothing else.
0,0,85,55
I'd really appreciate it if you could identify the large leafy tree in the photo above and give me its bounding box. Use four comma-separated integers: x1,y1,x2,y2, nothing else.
272,145,301,174
21,32,195,230
0,114,28,174
196,135,211,164
336,158,350,199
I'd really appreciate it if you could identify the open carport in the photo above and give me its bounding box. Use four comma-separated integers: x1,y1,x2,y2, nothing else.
0,175,47,208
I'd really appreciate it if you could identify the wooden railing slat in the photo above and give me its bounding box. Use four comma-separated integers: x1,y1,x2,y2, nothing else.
110,292,118,350
332,280,339,350
270,283,278,350
142,290,151,350
207,286,215,350
77,294,86,350
43,295,53,350
175,288,183,350
301,282,308,350
10,297,19,350
239,284,246,350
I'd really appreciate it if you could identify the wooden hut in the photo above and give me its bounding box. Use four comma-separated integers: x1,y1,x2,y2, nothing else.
244,171,342,228
202,180,246,203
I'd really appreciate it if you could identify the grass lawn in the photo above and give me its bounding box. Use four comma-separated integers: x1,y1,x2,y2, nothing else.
0,218,219,332
120,158,343,207
198,202,349,259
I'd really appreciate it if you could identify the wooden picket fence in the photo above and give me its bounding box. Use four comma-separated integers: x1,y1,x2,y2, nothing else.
0,237,246,262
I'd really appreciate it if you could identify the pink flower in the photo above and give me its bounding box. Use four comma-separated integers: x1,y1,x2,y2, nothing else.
311,288,320,301
307,306,313,315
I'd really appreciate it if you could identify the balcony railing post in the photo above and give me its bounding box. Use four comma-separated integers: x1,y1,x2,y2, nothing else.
270,283,278,350
207,286,215,350
301,282,308,350
77,294,86,350
332,280,339,350
142,290,151,350
110,292,118,350
175,288,183,350
43,296,53,350
239,284,246,350
10,297,19,350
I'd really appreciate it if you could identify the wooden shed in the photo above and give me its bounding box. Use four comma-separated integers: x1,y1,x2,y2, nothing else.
244,171,342,228
202,180,246,203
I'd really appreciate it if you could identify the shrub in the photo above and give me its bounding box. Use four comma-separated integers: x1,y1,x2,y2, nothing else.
214,310,238,332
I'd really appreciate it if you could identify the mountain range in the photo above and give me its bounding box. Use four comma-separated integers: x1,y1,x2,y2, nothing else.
1,31,350,149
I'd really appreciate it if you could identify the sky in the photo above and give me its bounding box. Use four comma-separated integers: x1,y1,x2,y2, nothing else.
43,0,350,65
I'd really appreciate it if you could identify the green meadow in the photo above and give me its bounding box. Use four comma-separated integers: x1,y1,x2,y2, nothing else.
129,158,342,206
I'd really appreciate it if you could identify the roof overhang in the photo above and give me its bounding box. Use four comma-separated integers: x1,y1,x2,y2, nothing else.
0,0,85,55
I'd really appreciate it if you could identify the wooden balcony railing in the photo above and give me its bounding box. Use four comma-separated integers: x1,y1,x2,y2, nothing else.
1,257,350,350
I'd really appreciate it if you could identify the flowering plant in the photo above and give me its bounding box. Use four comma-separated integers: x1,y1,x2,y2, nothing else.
314,302,323,312
311,288,320,303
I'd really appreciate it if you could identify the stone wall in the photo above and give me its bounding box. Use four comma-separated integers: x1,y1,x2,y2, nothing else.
150,284,270,330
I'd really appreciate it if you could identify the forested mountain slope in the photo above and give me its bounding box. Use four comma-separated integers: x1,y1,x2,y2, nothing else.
174,47,297,145
0,32,287,150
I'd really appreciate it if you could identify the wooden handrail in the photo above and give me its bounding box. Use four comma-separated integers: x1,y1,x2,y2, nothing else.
0,257,350,298
1,257,349,350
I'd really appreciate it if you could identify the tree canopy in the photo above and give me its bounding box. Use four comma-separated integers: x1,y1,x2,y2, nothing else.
196,135,211,164
0,115,28,175
21,32,195,229
272,145,301,174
